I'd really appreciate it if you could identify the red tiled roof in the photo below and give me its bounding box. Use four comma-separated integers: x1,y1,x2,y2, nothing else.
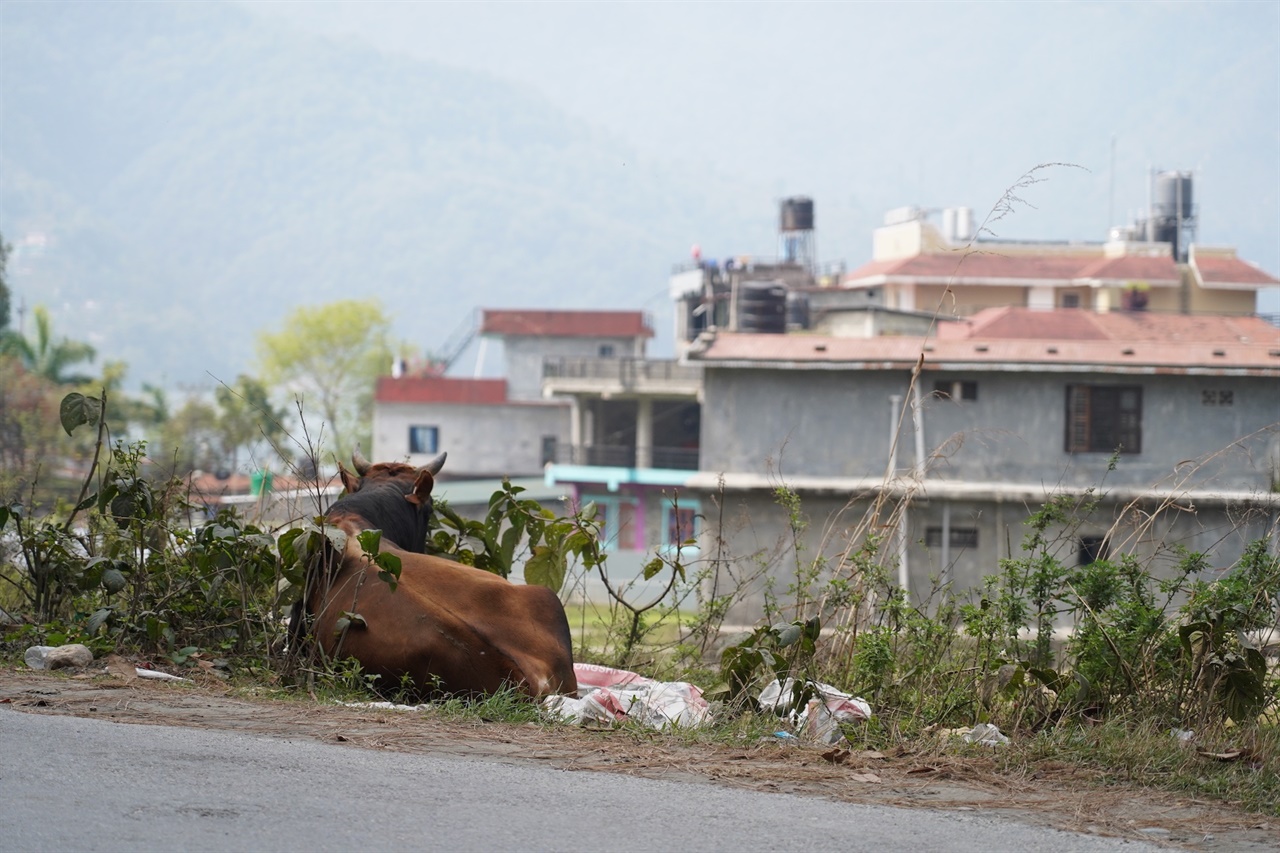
1192,254,1280,287
692,310,1280,374
940,307,1110,340
376,376,508,405
1074,255,1181,282
844,251,1180,285
480,310,654,338
945,307,1280,343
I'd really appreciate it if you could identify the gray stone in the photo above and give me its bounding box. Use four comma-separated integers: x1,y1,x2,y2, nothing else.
26,643,94,670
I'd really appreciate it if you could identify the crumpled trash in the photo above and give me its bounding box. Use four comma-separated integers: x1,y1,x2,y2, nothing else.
960,722,1010,746
542,663,711,730
758,678,873,744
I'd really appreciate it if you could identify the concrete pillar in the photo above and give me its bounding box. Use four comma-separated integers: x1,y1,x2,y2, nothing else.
568,397,582,463
636,397,653,469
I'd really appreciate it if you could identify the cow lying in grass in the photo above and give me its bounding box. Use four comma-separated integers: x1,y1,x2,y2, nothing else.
291,451,576,699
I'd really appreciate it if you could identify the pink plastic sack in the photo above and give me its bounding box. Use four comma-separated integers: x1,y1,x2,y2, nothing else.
543,663,711,729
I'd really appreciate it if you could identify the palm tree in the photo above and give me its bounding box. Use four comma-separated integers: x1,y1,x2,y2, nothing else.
0,305,97,385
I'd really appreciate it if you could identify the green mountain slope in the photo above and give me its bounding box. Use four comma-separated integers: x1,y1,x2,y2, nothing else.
1,1,767,386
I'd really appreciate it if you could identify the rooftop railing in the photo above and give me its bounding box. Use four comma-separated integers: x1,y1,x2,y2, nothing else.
552,443,699,471
542,357,704,384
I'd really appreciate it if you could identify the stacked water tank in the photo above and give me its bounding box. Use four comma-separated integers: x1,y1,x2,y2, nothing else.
736,281,787,333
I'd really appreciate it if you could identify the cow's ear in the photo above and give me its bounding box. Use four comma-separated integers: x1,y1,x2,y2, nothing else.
338,462,361,495
406,468,435,506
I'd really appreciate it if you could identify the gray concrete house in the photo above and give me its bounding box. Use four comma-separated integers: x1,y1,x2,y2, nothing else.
683,308,1280,622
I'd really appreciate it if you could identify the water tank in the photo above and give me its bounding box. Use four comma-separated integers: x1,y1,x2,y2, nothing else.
954,207,975,241
785,291,810,331
942,208,958,242
737,280,787,333
1152,171,1193,221
779,197,815,232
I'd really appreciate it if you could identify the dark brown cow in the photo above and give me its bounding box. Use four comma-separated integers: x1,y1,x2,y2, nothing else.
295,451,576,699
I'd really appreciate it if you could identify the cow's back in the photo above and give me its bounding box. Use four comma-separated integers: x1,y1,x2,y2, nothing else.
311,543,576,698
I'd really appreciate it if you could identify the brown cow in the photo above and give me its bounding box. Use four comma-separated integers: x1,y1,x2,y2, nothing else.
294,450,576,699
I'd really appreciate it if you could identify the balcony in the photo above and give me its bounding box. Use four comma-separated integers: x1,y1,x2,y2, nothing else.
552,443,700,471
542,357,703,398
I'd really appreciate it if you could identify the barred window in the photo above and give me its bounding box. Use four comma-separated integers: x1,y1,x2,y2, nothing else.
1065,385,1142,454
408,425,439,454
925,527,979,549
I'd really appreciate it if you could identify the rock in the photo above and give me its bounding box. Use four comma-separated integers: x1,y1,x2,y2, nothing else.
26,643,94,670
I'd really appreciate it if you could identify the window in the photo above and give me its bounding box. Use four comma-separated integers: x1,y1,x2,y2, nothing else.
1065,385,1142,454
932,380,978,401
540,435,558,466
925,527,979,549
598,344,615,357
1201,390,1234,407
408,425,439,454
1060,293,1081,309
1078,536,1109,566
663,500,701,553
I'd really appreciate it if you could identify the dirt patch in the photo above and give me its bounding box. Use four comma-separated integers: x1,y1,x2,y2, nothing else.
2,665,1276,851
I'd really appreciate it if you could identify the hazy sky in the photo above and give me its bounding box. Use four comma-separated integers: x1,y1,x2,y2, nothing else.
237,0,1279,314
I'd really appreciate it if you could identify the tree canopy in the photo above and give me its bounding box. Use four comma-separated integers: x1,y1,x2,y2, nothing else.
0,304,97,385
255,299,397,461
0,231,10,332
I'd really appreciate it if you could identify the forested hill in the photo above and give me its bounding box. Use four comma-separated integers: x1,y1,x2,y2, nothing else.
0,1,768,386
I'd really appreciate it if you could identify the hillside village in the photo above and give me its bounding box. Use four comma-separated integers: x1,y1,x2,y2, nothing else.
363,177,1280,621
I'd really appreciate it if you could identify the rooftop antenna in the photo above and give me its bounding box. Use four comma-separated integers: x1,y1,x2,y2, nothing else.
1108,134,1116,229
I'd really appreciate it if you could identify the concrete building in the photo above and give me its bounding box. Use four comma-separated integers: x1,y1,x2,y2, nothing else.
368,191,1280,621
372,309,653,478
683,308,1280,622
842,208,1279,317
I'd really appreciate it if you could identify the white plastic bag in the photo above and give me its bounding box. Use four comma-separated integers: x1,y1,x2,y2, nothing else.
542,663,711,730
758,678,872,744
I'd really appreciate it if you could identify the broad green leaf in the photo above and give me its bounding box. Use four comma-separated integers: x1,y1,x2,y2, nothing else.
86,607,113,635
59,392,102,436
78,556,110,590
642,556,665,581
102,568,128,595
524,545,567,593
335,611,367,636
356,528,383,554
776,623,802,648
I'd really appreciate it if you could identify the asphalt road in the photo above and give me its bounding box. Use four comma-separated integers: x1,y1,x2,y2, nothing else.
0,709,1160,853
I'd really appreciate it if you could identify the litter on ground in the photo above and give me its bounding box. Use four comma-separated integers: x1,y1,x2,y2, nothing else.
542,662,711,729
758,678,873,745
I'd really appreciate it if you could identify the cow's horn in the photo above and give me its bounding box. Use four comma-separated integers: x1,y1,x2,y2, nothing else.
423,451,447,476
351,447,372,475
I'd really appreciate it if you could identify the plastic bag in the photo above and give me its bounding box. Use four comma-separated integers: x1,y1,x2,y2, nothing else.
758,678,872,744
543,663,711,730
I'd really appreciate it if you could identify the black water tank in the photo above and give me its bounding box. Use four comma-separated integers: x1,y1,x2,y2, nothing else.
786,291,810,331
738,281,787,333
1152,171,1193,221
780,197,814,232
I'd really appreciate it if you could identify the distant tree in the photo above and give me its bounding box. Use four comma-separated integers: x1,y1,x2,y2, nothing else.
0,304,97,385
99,360,169,437
255,299,396,460
155,397,221,475
213,374,291,473
0,355,60,499
0,231,11,332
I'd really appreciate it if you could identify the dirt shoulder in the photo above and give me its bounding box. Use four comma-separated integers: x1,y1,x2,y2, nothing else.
2,666,1276,851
